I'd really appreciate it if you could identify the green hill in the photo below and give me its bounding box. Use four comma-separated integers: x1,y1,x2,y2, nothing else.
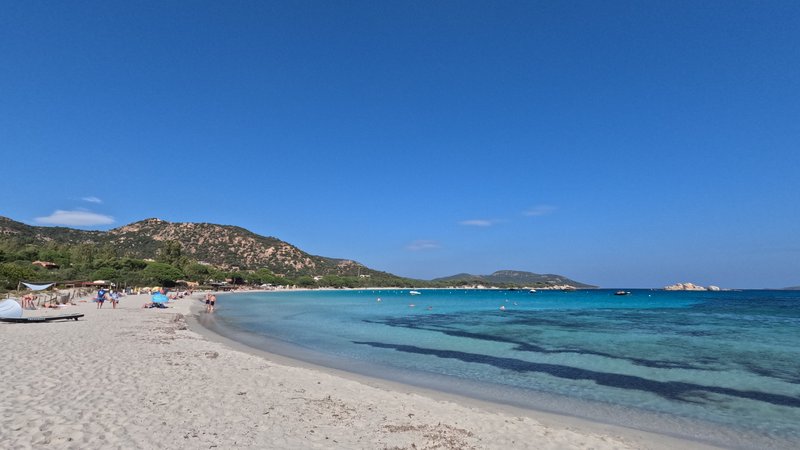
433,270,595,288
0,216,411,287
105,218,370,277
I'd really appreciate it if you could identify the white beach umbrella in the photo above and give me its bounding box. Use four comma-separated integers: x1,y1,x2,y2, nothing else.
0,299,23,318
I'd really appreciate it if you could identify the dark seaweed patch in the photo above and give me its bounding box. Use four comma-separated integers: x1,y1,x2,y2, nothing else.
353,341,800,409
365,315,708,370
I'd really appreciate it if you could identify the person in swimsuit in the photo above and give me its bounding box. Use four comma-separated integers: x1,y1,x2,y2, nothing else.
206,293,216,313
22,294,36,310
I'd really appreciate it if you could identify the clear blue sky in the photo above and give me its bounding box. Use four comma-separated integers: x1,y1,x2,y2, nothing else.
2,1,799,288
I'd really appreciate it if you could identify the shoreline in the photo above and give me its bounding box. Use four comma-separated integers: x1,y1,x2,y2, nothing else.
187,293,724,450
1,292,721,449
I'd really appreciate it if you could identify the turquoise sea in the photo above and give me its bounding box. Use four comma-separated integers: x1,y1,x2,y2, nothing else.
204,289,800,449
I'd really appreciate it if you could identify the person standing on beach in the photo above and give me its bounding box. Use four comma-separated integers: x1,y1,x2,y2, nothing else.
96,287,107,309
206,293,216,313
110,290,120,309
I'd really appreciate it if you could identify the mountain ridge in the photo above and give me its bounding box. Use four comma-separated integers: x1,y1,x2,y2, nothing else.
0,216,594,287
0,216,375,278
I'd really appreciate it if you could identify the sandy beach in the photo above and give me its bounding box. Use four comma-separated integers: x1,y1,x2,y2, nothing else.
0,293,719,449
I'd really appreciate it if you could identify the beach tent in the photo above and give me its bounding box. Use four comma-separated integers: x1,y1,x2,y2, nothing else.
21,282,55,291
151,293,169,304
0,299,23,319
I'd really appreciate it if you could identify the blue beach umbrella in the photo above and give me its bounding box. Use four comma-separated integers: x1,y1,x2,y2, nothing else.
151,293,169,303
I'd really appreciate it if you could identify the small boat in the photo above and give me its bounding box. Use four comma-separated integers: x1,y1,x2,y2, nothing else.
529,289,537,293
614,291,631,296
409,290,421,295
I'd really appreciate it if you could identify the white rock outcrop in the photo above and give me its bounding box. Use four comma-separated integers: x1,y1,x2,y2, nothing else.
664,282,707,291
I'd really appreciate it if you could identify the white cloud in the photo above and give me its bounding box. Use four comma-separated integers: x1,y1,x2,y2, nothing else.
82,196,103,204
523,205,556,217
406,240,441,251
459,219,496,227
35,210,115,226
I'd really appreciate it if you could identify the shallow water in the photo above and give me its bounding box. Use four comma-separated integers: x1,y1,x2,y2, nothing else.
209,289,800,449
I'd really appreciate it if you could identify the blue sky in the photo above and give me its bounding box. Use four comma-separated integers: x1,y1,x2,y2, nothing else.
2,1,799,288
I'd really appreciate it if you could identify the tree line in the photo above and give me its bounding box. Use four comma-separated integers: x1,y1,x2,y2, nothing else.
0,239,424,291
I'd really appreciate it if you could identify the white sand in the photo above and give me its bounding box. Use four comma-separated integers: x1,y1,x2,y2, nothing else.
0,293,717,449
